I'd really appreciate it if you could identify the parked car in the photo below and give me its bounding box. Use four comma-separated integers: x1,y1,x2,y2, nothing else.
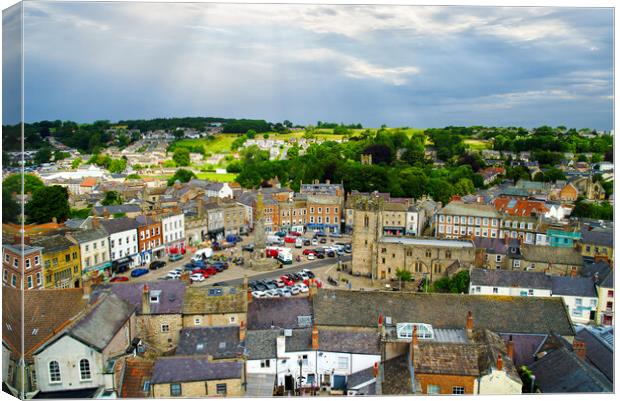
192,268,213,278
290,273,302,282
303,239,311,246
149,260,166,270
190,273,205,282
330,232,343,238
280,276,295,286
252,291,267,298
296,283,309,293
167,271,182,279
319,238,327,244
316,231,327,237
110,276,129,283
233,257,244,265
183,263,196,271
265,281,278,290
242,244,255,252
307,254,316,260
302,249,316,255
298,271,310,280
327,250,336,257
290,285,301,295
274,279,286,288
284,236,297,244
344,244,352,253
274,231,287,237
281,287,293,297
301,269,315,279
265,289,280,298
131,268,149,278
316,253,325,259
168,253,183,262
311,238,318,246
255,282,268,291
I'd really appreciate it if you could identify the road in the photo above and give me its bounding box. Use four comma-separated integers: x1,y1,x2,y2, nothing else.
204,255,352,287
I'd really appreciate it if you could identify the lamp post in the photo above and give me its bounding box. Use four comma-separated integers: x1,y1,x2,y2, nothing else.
298,356,303,396
530,375,536,393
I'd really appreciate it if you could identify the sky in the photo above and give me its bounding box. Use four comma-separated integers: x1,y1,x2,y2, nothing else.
2,1,614,129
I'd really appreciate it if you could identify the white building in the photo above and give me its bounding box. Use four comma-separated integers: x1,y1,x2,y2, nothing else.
246,327,380,394
550,276,599,325
39,164,107,182
469,269,552,297
100,218,140,271
32,293,135,397
206,182,234,199
161,213,185,252
66,226,112,278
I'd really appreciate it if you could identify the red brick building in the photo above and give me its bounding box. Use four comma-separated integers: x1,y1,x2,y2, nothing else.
136,215,164,265
2,243,44,290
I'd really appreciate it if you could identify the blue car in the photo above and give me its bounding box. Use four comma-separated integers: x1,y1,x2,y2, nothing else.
131,268,149,278
183,263,196,271
192,260,206,268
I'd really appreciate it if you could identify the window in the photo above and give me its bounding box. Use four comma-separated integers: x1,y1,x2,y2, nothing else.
439,215,445,223
528,289,534,296
25,259,31,269
3,270,7,282
11,275,16,287
337,356,348,370
170,383,181,396
260,360,271,368
216,384,227,395
36,272,41,285
79,359,91,380
496,255,501,262
194,318,201,326
452,386,465,395
445,251,451,259
3,254,8,263
492,287,498,294
49,361,61,383
161,324,170,332
229,316,236,323
575,298,582,306
608,290,614,298
425,250,432,258
27,276,33,289
142,380,150,393
427,385,440,395
513,260,521,268
34,255,40,265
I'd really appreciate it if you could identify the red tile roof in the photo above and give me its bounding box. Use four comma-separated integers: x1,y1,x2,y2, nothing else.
80,177,98,187
120,358,155,398
493,198,548,217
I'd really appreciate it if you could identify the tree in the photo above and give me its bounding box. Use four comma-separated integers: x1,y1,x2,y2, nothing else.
173,148,191,166
173,129,185,139
71,157,83,169
167,169,196,186
263,133,270,139
3,173,45,195
448,271,470,293
226,160,242,173
395,269,413,282
25,185,70,223
101,191,123,206
2,189,20,223
34,147,52,164
246,129,257,139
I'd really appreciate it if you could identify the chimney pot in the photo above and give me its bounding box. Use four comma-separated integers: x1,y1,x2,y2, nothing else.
466,311,474,337
573,339,586,360
496,353,503,371
141,284,150,315
239,321,246,342
507,336,514,360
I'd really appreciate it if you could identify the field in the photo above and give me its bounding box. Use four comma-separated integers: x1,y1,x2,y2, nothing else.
175,134,241,154
195,172,238,182
464,139,492,150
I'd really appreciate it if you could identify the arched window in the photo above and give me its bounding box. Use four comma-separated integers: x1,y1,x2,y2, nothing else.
364,215,369,228
49,361,61,383
79,359,91,380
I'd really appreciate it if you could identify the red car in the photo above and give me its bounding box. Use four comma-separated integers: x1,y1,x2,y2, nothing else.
204,267,217,276
110,276,129,283
284,236,297,243
266,248,279,258
280,276,295,286
289,231,302,237
192,268,212,278
302,249,316,256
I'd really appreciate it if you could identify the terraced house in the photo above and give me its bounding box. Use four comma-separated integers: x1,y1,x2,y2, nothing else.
2,243,43,290
32,235,82,289
435,201,502,240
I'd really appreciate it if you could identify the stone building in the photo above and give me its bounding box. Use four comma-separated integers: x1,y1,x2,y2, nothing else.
182,286,248,328
351,200,475,282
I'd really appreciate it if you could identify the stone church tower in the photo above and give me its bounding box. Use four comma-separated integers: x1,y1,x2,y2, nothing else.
351,195,383,279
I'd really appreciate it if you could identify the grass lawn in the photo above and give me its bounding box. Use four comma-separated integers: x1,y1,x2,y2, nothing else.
196,172,238,182
464,139,491,150
175,134,242,154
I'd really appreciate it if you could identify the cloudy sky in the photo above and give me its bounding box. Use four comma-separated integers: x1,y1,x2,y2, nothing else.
3,1,614,129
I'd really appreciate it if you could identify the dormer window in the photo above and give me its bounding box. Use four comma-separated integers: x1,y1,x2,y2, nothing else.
150,290,161,303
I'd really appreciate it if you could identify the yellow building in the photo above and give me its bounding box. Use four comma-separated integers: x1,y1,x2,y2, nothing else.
580,227,613,263
32,235,82,289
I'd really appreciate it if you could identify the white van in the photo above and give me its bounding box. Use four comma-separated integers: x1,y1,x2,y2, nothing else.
267,235,284,245
295,238,304,248
192,248,213,261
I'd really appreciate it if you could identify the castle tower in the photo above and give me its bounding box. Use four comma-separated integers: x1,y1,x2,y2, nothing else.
351,195,383,279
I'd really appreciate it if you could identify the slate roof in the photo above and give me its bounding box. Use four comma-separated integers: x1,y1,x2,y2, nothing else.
65,293,135,352
97,280,186,314
580,227,613,247
1,244,43,255
382,355,413,395
120,358,154,398
470,269,552,290
245,330,278,360
520,244,583,266
599,269,613,288
438,201,500,218
99,217,140,234
550,276,598,298
313,289,574,336
575,326,614,383
473,329,521,384
183,287,246,315
94,204,142,216
68,227,108,244
414,342,479,376
347,366,376,389
581,260,612,281
247,297,313,330
286,328,313,352
151,358,242,384
473,237,520,255
499,334,547,367
529,347,612,393
176,326,241,359
318,329,381,355
31,235,76,253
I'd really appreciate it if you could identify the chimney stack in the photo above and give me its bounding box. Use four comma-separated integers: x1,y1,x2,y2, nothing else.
373,362,379,378
239,321,246,342
378,315,383,331
570,269,577,278
496,353,503,371
141,284,150,315
311,325,319,350
504,235,509,246
573,340,586,360
507,336,514,360
466,311,474,338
